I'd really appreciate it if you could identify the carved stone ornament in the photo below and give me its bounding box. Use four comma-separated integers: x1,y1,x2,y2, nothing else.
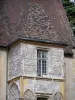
52,92,63,100
23,89,35,100
8,83,20,100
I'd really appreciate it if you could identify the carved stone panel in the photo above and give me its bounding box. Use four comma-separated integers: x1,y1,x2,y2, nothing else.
53,92,63,100
8,83,20,100
24,89,35,100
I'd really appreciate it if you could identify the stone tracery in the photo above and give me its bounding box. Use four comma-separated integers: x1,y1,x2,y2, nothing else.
53,92,63,100
8,83,20,100
23,89,35,100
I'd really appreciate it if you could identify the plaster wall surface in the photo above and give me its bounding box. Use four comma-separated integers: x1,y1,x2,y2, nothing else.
64,55,75,100
8,43,64,80
23,79,61,94
0,49,7,100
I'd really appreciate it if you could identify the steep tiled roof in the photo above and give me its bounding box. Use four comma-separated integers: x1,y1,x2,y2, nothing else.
0,0,75,47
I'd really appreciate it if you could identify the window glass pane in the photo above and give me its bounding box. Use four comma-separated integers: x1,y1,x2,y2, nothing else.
42,60,46,75
37,60,41,76
37,50,47,76
37,51,41,58
42,52,46,58
42,52,44,58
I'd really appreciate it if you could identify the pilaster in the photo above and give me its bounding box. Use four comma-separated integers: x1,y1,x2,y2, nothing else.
20,77,24,98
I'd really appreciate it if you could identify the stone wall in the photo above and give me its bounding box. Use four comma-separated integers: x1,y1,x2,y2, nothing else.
21,43,64,79
21,43,37,76
8,43,64,80
8,43,37,80
48,48,64,79
8,43,22,80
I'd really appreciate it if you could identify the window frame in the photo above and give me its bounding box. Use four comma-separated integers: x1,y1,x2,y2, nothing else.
37,49,48,77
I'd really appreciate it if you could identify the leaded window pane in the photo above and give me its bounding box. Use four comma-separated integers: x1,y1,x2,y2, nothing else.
37,50,47,76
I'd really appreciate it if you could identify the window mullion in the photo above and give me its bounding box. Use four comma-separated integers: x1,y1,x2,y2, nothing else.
41,52,42,76
41,59,42,76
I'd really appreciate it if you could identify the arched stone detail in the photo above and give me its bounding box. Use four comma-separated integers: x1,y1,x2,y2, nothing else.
23,89,35,100
52,92,63,100
8,82,20,100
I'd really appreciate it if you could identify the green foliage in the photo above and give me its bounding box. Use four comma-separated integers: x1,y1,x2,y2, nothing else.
62,0,75,35
62,0,74,7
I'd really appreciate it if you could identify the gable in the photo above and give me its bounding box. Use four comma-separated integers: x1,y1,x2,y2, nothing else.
0,0,75,47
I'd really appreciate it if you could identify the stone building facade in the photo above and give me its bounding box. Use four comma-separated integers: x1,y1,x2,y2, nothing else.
7,42,65,100
0,0,75,100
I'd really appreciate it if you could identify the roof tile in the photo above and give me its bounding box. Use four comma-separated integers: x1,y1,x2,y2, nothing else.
0,0,75,47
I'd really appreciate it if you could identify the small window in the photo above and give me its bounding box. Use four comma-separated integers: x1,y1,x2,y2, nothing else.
37,50,47,76
37,97,47,100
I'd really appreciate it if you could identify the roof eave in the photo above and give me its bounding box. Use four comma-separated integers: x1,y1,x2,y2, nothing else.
0,37,68,48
